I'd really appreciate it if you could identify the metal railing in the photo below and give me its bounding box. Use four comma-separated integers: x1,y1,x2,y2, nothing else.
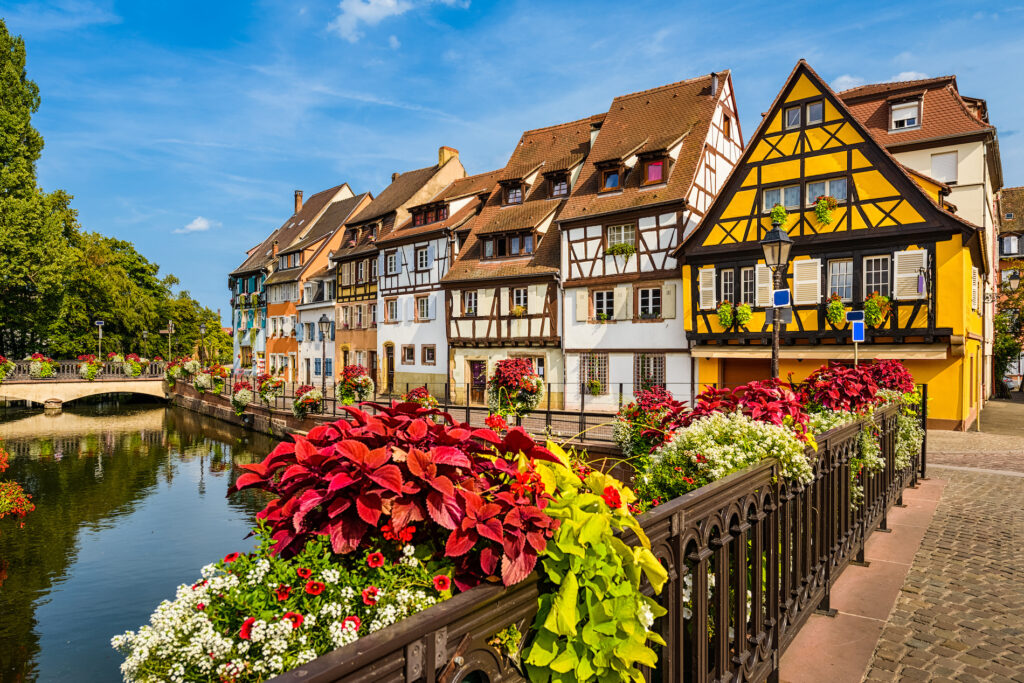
3,360,166,382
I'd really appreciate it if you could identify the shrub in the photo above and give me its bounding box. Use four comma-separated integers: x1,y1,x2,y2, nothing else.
292,385,323,419
863,292,890,328
878,388,924,471
825,293,845,326
866,359,914,393
0,355,14,385
401,385,438,410
735,302,752,326
716,301,734,328
77,354,103,381
26,353,55,379
796,363,878,413
487,358,544,417
232,381,254,416
230,403,562,590
121,353,149,377
335,365,374,406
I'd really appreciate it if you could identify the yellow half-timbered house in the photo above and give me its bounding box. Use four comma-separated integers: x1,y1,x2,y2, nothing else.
677,61,987,429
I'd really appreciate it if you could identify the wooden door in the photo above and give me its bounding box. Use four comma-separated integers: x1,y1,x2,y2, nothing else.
469,361,487,404
369,351,378,391
385,346,395,394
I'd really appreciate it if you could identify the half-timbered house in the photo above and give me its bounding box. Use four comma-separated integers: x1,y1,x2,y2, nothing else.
333,147,465,394
443,117,604,408
677,61,988,429
557,71,743,409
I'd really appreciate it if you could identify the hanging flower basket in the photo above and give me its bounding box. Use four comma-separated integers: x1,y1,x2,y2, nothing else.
231,381,254,416
825,293,846,327
486,358,543,417
813,195,839,225
716,301,734,328
863,292,891,328
735,302,752,327
769,203,788,225
606,242,636,258
335,365,375,406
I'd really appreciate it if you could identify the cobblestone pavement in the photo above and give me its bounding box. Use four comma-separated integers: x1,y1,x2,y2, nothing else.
926,397,1024,473
862,467,1024,682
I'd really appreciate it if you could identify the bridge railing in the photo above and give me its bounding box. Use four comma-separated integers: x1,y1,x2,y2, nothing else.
4,360,166,382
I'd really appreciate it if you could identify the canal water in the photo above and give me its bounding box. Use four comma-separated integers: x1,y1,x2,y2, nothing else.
0,402,278,682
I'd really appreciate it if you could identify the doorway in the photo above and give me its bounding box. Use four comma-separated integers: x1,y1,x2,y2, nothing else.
369,351,378,391
469,360,487,405
385,345,395,394
305,358,311,385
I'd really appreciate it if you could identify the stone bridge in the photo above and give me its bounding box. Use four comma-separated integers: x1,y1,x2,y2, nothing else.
0,360,168,411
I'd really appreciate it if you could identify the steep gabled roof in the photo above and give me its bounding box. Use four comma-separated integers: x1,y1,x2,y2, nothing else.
349,165,442,225
229,183,351,276
1000,187,1024,236
377,169,501,246
560,72,726,221
280,192,371,254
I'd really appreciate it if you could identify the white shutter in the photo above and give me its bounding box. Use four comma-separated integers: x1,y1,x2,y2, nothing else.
930,151,958,184
575,289,588,322
396,248,405,272
377,252,385,277
894,249,927,300
971,267,979,311
393,300,403,321
479,289,494,319
614,284,631,320
427,294,436,320
662,282,676,319
407,298,416,321
698,268,715,310
756,265,772,307
792,259,821,305
427,244,436,266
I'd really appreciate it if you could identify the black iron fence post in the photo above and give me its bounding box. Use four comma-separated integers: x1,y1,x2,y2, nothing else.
919,383,928,480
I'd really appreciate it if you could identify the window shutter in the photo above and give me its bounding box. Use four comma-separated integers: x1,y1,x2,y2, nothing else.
930,151,958,184
972,267,979,311
427,244,435,266
407,298,416,321
296,324,304,342
377,252,385,277
756,265,772,307
662,282,676,319
792,259,821,305
393,301,403,322
698,268,715,310
330,322,336,340
575,289,588,322
893,249,927,300
396,249,405,272
614,284,631,320
427,295,436,320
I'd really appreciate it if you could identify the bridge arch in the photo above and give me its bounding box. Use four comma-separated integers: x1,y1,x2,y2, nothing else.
0,380,168,406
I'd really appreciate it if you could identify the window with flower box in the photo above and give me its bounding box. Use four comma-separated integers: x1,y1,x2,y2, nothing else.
580,352,609,395
355,305,364,328
606,223,635,249
721,269,735,303
741,267,755,304
864,255,891,298
763,185,800,211
463,290,478,316
371,257,378,280
806,178,848,204
593,290,614,320
828,259,854,301
356,260,366,283
634,353,666,391
512,288,528,313
369,303,377,327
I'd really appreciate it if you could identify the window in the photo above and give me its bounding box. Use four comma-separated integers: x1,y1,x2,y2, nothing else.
550,174,568,198
593,290,614,320
638,287,661,319
357,260,365,282
422,345,436,365
1006,212,1015,220
721,269,735,303
606,223,635,248
504,184,523,205
402,345,415,365
741,267,755,304
579,352,608,395
784,106,801,129
369,303,377,326
890,101,920,130
413,212,425,227
512,288,528,312
464,290,479,317
806,177,848,204
386,252,397,274
642,158,665,185
828,259,854,301
416,247,430,270
386,299,398,322
864,255,891,298
481,232,534,259
634,353,666,391
1004,236,1020,256
599,167,621,192
371,257,378,280
931,151,958,184
416,296,430,320
722,115,732,139
355,306,363,328
806,101,824,125
763,185,800,211
341,307,350,328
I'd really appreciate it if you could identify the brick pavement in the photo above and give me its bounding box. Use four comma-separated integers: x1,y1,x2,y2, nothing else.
862,466,1024,682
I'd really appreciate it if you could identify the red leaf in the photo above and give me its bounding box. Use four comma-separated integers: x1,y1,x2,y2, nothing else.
293,437,318,465
445,528,477,557
329,518,368,554
501,548,536,586
406,448,432,480
390,500,425,529
426,490,461,530
477,518,504,544
356,493,382,526
280,464,309,483
367,464,404,494
479,546,499,575
233,472,265,491
327,471,357,493
406,419,428,441
334,440,370,465
432,446,471,469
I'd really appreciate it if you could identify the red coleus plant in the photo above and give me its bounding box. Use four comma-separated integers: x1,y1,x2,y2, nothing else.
230,402,562,590
796,363,879,413
864,359,914,393
489,358,540,394
233,381,253,393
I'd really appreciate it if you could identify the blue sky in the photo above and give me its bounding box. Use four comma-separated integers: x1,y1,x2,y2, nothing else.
6,0,1024,322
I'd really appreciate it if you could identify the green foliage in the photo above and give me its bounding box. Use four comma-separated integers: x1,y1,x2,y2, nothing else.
716,301,734,328
523,446,668,682
863,293,890,328
825,294,846,326
605,242,636,258
993,311,1022,381
813,195,838,225
769,204,788,225
734,302,752,326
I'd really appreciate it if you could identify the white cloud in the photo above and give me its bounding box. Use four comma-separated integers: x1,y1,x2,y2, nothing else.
888,71,929,82
832,74,865,91
327,0,414,42
388,34,401,49
5,0,120,34
174,216,220,234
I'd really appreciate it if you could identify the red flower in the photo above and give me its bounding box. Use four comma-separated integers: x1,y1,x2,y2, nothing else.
484,414,508,432
432,575,451,592
296,567,312,579
304,581,325,596
223,552,240,563
282,611,304,629
362,586,379,606
196,603,205,611
342,615,361,631
239,617,256,640
601,486,622,510
275,584,291,601
367,552,385,568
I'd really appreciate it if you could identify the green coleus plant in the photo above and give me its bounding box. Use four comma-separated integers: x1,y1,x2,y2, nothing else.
523,445,668,682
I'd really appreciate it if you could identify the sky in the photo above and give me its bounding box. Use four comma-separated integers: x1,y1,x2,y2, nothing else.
5,0,1024,323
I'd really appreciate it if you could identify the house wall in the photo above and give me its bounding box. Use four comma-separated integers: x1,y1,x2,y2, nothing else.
297,299,335,386
563,350,692,412
450,348,564,409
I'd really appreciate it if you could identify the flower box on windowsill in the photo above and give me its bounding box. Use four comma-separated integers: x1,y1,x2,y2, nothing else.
638,312,661,321
594,314,613,324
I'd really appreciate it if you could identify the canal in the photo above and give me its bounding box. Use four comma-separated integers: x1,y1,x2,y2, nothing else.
0,402,277,682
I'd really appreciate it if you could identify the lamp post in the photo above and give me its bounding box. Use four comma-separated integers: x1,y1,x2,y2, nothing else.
318,313,331,401
95,320,104,358
760,221,793,379
167,320,175,359
199,323,207,364
142,330,149,357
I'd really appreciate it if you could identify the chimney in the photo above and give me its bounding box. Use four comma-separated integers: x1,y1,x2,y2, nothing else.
710,72,719,97
391,172,400,183
294,190,303,214
438,146,459,166
272,240,279,258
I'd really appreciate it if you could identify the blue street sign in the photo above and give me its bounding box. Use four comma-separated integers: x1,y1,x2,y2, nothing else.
845,310,865,323
851,320,865,343
94,320,105,326
772,289,791,307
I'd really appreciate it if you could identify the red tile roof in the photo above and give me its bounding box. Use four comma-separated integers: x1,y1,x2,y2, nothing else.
1000,187,1024,235
560,72,725,222
377,169,503,245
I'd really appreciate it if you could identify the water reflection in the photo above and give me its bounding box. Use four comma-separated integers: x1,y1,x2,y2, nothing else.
0,403,278,682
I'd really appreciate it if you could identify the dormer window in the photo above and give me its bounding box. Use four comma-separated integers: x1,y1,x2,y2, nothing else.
1006,212,1015,220
784,106,801,129
549,174,568,198
412,205,449,227
890,100,920,130
481,231,535,260
599,167,621,193
641,158,666,185
504,184,523,205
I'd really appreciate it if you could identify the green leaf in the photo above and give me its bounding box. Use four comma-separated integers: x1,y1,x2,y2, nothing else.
638,549,668,593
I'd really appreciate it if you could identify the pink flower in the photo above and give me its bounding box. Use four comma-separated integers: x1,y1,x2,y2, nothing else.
367,552,385,568
362,586,379,606
432,575,451,592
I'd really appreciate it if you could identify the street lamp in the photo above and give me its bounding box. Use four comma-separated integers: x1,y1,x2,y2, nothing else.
199,323,207,364
95,320,105,357
318,313,331,401
760,221,793,379
1008,271,1021,292
142,330,149,356
167,320,175,359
